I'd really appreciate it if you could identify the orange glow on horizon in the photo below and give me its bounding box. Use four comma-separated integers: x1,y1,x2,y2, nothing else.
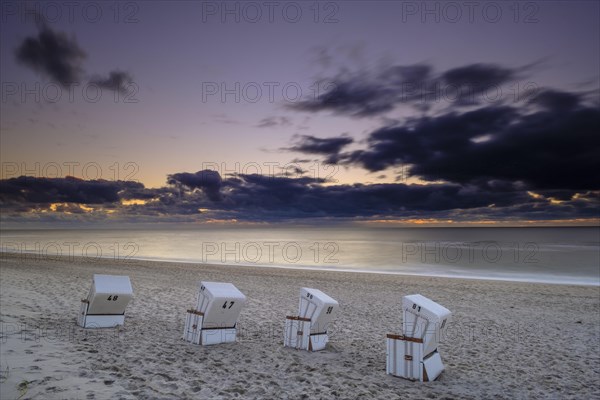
121,199,148,206
360,218,600,227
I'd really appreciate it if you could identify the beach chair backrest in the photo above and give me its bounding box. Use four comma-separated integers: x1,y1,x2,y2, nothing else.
402,294,451,355
298,288,339,334
86,274,133,315
196,281,246,329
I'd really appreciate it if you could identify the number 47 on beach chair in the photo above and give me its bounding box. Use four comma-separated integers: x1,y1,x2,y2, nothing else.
183,281,247,346
77,274,134,328
284,288,339,351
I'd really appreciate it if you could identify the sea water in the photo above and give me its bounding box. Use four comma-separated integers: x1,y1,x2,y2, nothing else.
1,226,598,285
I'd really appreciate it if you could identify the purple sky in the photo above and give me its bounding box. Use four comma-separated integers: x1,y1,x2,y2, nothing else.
1,1,599,226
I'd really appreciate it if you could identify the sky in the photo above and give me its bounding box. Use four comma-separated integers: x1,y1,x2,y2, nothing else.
0,0,599,226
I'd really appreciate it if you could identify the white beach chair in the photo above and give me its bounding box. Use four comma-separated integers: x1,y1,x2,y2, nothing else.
387,294,451,382
284,288,339,351
77,274,133,328
183,281,246,345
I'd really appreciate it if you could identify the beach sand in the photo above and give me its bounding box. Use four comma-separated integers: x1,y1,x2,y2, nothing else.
1,252,598,399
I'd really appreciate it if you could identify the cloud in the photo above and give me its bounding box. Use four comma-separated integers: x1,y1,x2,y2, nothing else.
529,88,581,110
15,21,134,92
289,63,522,116
284,135,353,163
283,59,598,194
90,70,134,94
310,46,333,69
0,176,141,206
341,98,600,191
167,170,223,201
440,63,516,105
217,175,516,218
343,106,516,172
15,24,86,86
1,171,598,224
256,116,292,128
290,75,398,117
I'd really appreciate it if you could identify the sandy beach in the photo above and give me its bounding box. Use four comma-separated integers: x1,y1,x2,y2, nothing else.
0,252,598,399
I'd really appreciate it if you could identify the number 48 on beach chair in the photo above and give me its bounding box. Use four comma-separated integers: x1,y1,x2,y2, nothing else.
183,281,246,346
284,288,339,351
77,274,134,328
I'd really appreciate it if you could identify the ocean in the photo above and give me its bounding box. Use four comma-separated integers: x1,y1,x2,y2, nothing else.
1,226,598,286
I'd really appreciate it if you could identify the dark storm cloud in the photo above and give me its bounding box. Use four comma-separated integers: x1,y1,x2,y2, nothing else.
0,172,502,217
440,64,516,103
15,24,86,86
0,176,141,205
217,175,520,218
118,185,177,200
164,173,596,222
15,21,134,90
284,135,353,164
343,106,515,172
529,89,581,110
342,99,600,191
90,70,135,94
289,63,518,116
291,75,397,116
167,170,223,202
153,172,523,221
1,171,598,223
285,58,598,193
